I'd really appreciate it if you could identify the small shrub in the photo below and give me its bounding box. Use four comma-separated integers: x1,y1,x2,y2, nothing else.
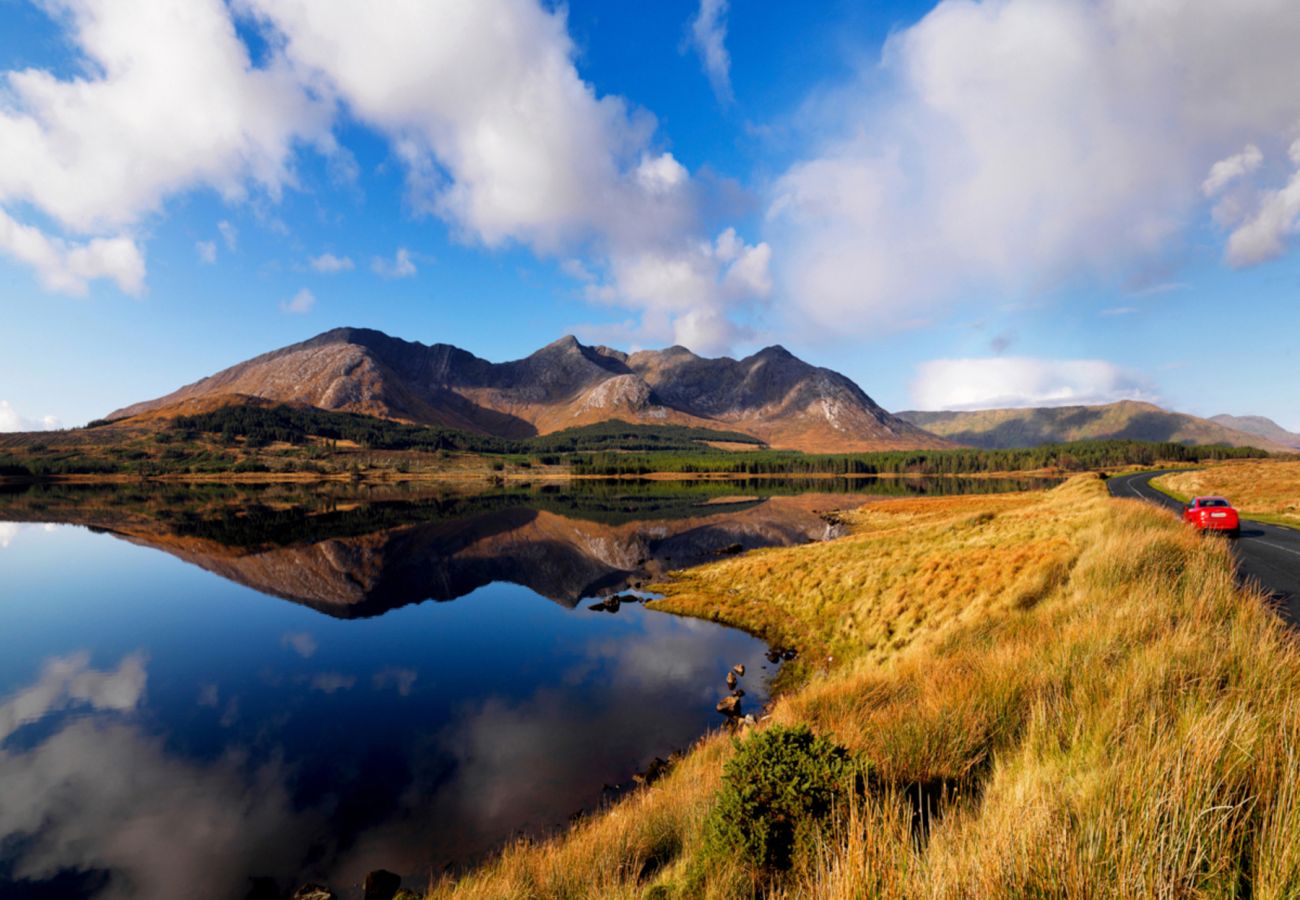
704,725,862,872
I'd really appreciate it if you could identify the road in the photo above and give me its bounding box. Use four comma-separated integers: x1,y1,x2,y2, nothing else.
1107,471,1300,625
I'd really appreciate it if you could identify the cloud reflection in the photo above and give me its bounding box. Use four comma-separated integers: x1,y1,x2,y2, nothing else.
0,651,146,743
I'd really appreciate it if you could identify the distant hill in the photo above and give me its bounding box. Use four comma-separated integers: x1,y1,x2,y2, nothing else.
896,400,1288,452
108,328,950,453
1209,414,1300,450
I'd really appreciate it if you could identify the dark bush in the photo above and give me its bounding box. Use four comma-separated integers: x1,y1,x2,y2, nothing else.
704,725,861,872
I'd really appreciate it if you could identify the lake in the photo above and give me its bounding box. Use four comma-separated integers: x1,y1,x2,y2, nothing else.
0,476,1057,898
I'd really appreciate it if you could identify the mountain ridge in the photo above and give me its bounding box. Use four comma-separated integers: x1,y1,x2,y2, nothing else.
1208,414,1300,450
897,400,1291,452
110,327,949,453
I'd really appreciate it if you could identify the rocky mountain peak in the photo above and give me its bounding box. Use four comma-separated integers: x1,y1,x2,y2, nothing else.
109,328,952,452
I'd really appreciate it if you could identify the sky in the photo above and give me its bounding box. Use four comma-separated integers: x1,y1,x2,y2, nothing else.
1,0,1298,432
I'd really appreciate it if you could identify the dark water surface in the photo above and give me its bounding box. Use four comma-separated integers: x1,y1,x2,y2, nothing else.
0,476,1057,898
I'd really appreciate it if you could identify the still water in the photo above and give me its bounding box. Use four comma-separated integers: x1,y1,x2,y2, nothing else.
0,477,1056,898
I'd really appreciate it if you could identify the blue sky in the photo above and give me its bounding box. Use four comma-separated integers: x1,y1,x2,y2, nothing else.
1,0,1298,431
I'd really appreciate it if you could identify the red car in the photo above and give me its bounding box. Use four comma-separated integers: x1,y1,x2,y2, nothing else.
1182,496,1240,537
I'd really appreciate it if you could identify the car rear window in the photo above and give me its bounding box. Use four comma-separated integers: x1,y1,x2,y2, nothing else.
1200,498,1229,508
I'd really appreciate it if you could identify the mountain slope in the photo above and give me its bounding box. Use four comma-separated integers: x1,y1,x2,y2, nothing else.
896,400,1288,451
1209,414,1300,450
109,327,949,452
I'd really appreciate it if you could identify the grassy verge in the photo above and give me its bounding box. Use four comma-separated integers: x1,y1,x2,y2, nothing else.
428,475,1300,897
1154,460,1300,529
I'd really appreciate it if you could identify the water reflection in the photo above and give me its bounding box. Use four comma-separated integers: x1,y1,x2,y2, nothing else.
0,478,1056,897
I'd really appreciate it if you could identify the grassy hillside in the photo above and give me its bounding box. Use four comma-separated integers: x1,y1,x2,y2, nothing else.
898,399,1290,451
1154,459,1300,528
427,476,1300,897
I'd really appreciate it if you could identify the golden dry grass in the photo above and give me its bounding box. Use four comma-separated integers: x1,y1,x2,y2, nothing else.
1155,459,1300,527
429,475,1300,899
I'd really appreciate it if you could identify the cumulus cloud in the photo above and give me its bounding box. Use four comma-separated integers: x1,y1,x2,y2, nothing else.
0,208,144,296
688,0,733,104
910,357,1154,411
0,523,18,549
1216,139,1300,267
0,399,60,433
767,0,1300,335
309,252,354,273
196,240,218,264
371,247,417,279
242,0,767,351
0,0,330,294
1203,144,1263,197
280,287,316,314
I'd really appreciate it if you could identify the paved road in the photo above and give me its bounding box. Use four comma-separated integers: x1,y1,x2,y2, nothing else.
1107,471,1300,625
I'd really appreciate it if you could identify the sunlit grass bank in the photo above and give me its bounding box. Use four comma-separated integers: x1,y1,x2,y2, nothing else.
1155,459,1300,528
429,475,1300,898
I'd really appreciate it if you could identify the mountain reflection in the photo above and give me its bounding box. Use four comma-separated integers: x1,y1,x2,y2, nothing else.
0,477,1053,618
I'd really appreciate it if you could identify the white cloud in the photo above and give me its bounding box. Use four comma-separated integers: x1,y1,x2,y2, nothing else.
688,0,733,104
910,357,1154,411
0,400,60,433
767,0,1300,336
0,208,144,296
1217,139,1300,267
309,252,354,273
0,0,328,294
195,240,217,264
371,246,417,279
280,287,315,314
217,219,238,251
1202,144,1263,197
242,0,766,350
0,523,20,549
1101,306,1138,317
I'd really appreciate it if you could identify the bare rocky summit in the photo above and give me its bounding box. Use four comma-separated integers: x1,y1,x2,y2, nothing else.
110,327,948,452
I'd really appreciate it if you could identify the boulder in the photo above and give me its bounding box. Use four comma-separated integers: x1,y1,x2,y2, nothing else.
732,663,745,677
291,885,336,900
633,756,672,786
363,869,402,900
725,671,738,690
716,695,742,717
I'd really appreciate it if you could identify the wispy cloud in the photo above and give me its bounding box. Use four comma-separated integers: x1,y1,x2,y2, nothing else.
280,288,315,314
195,240,217,264
309,252,354,274
371,247,417,279
688,0,733,104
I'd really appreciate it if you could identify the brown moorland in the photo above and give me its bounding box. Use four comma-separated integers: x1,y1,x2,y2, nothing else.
1154,459,1300,528
427,475,1300,897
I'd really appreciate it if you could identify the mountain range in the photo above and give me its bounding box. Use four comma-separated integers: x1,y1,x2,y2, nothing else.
897,401,1295,452
109,327,947,453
